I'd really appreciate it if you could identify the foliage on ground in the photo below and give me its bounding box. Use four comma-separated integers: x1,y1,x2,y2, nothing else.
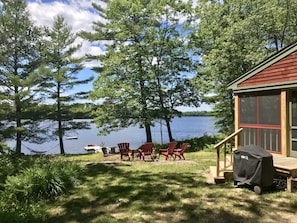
47,151,297,223
152,134,224,153
1,141,297,223
0,155,84,223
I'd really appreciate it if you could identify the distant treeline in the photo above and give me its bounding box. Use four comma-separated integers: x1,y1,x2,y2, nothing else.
182,111,214,116
1,102,213,120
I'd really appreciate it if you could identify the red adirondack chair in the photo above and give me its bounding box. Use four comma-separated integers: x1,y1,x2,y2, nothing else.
138,142,154,161
173,143,190,160
158,141,178,160
118,142,134,161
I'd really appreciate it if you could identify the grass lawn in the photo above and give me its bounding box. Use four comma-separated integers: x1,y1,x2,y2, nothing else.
45,151,297,223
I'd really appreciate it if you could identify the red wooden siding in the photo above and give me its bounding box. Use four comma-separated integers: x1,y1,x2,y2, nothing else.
238,51,297,87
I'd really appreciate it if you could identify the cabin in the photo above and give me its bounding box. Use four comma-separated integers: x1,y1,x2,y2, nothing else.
213,41,297,192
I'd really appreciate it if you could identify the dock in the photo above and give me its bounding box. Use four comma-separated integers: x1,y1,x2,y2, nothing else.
273,154,297,192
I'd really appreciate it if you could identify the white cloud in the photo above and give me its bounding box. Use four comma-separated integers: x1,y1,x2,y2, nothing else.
26,0,197,67
27,0,107,67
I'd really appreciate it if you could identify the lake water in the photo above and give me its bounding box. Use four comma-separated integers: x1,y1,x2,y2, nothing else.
8,116,217,154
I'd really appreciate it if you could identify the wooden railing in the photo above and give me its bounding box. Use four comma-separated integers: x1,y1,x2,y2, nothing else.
214,128,243,177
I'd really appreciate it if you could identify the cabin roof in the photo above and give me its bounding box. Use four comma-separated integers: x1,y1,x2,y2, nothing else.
228,40,297,93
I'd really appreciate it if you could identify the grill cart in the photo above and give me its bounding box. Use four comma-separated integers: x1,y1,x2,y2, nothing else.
233,145,274,194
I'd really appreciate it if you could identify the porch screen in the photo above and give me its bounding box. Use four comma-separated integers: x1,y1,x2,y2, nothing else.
239,91,281,153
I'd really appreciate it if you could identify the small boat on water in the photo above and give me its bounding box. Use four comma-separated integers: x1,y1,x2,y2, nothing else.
84,145,116,154
66,136,78,140
84,144,103,153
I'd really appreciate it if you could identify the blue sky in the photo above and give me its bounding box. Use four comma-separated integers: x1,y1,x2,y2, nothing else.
26,0,210,111
26,0,108,100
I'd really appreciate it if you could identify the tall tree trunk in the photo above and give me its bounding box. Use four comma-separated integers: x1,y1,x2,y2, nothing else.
145,123,152,142
155,75,174,142
165,118,173,142
137,51,152,143
15,87,22,154
16,110,22,154
58,119,65,154
57,83,65,154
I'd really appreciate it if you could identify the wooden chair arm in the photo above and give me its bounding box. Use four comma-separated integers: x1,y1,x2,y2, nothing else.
173,149,182,152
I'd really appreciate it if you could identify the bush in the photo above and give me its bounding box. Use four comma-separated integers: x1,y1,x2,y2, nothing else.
0,153,43,185
0,155,15,186
183,134,223,152
0,156,84,222
0,194,46,223
0,142,10,154
4,160,83,202
153,134,223,153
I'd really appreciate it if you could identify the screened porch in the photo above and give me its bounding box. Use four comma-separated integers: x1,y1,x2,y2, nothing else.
238,90,281,153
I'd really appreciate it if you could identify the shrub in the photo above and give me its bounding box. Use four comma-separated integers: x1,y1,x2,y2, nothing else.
183,134,223,152
0,155,60,187
0,155,15,186
4,160,83,202
0,157,84,222
0,142,10,154
153,134,223,153
0,193,46,223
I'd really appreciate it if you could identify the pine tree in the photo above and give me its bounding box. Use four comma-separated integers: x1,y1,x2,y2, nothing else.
0,0,43,154
39,15,93,154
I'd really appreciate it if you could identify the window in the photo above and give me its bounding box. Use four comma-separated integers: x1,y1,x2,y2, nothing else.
239,91,281,153
259,94,280,125
240,95,257,124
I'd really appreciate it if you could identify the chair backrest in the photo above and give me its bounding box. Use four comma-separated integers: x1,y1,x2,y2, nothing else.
167,141,178,154
179,143,190,153
118,143,130,153
141,142,154,153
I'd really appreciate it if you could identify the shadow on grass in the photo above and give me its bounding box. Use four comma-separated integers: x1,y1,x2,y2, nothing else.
45,161,296,223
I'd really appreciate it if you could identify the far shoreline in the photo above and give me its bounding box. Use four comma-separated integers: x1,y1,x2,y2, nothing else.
181,111,213,117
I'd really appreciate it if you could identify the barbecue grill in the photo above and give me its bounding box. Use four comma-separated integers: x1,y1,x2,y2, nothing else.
233,144,274,194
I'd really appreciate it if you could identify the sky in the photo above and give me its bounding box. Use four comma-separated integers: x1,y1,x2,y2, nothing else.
26,0,105,94
26,0,210,111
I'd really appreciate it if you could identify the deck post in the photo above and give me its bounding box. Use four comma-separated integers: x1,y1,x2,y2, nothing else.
287,176,293,193
234,94,240,149
224,144,227,169
281,90,288,156
216,148,220,177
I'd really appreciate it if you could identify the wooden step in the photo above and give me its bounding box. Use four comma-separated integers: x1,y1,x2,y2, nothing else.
214,176,226,184
208,166,234,184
